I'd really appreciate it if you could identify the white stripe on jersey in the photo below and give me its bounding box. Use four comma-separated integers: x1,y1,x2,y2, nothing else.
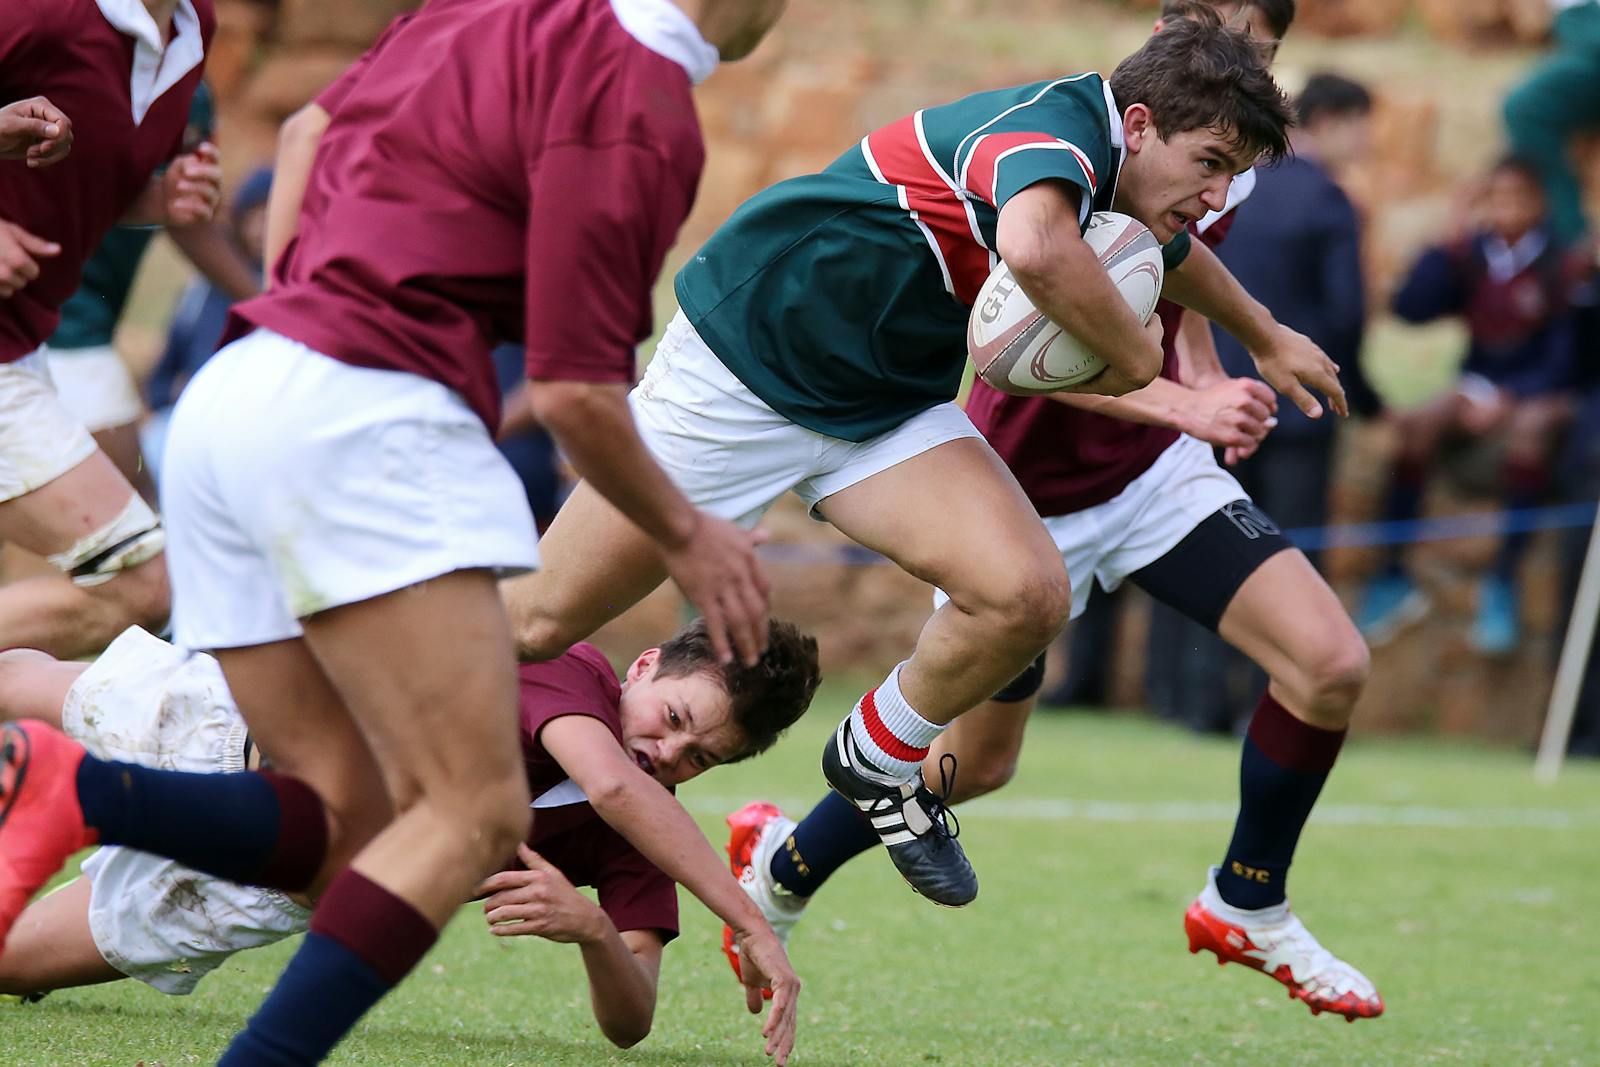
951,72,1101,182
915,109,990,258
968,139,1099,226
860,135,957,296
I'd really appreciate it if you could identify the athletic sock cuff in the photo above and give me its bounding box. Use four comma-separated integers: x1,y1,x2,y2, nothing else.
255,771,330,892
1246,694,1346,774
310,869,439,987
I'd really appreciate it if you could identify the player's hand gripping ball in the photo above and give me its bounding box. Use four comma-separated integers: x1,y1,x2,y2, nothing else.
968,211,1163,395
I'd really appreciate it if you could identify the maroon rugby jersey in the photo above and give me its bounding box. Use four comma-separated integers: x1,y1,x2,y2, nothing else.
516,643,678,940
0,0,214,361
234,0,707,432
968,208,1240,517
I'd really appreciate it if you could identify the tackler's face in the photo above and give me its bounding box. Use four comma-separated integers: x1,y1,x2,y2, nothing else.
617,649,745,788
1114,106,1251,243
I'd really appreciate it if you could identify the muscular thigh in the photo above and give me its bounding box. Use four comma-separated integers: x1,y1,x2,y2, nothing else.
0,451,140,557
816,437,1063,610
1216,549,1360,695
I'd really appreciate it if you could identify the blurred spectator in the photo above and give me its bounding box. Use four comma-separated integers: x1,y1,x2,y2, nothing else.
140,166,273,485
1359,157,1581,654
1142,72,1379,734
1557,366,1600,757
1213,72,1382,549
1503,0,1600,245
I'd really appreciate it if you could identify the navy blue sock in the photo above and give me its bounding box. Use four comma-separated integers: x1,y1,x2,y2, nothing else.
1216,693,1345,911
770,790,880,897
76,756,326,891
220,869,437,1066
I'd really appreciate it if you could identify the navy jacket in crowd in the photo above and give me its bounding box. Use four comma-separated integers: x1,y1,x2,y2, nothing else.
1213,154,1381,436
1391,227,1577,398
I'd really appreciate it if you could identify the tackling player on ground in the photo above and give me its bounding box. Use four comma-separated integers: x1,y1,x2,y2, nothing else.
721,0,1384,1022
0,2,804,1065
0,619,819,1052
504,10,1341,912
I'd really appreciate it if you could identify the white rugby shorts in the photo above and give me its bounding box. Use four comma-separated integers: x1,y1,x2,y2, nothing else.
935,433,1248,620
44,343,144,433
161,329,540,650
0,349,98,503
630,310,982,526
63,627,310,995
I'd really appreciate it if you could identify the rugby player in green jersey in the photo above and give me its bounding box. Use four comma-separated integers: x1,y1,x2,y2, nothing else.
506,10,1344,907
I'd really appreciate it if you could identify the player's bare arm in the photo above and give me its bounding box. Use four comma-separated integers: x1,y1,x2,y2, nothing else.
480,844,663,1049
0,217,60,298
264,101,330,280
995,181,1164,396
1162,237,1348,418
0,97,72,168
525,380,771,667
538,712,799,1065
1047,375,1277,461
121,142,223,227
1174,303,1228,386
169,218,262,303
0,649,87,727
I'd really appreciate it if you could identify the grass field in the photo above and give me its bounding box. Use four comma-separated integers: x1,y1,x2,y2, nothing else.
4,682,1598,1066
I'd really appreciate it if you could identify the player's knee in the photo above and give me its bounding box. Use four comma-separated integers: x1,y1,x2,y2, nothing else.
994,565,1071,647
472,774,533,863
1303,631,1370,718
959,752,1019,801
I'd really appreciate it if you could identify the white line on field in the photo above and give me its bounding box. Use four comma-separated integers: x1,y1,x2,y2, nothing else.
683,794,1600,830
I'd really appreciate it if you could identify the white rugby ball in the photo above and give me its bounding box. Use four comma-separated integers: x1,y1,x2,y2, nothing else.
967,211,1164,395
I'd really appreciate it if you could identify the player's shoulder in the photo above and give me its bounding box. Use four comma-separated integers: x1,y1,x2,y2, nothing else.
518,642,620,688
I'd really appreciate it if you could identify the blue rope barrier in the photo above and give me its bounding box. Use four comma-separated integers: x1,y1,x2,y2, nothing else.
755,501,1600,565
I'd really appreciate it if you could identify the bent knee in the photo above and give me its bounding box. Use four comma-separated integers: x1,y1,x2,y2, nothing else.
512,612,583,663
956,754,1018,802
1301,633,1370,715
998,566,1072,645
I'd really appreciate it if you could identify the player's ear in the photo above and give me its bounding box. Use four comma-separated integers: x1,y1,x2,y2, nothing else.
627,648,661,683
1122,104,1155,152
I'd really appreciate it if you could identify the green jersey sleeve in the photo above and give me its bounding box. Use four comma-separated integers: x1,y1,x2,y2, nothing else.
952,88,1112,220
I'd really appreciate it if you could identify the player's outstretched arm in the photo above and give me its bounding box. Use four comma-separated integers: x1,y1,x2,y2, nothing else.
1162,238,1349,418
540,714,800,1065
122,143,223,227
1047,374,1276,462
479,844,663,1049
995,181,1164,396
264,102,330,282
529,380,771,667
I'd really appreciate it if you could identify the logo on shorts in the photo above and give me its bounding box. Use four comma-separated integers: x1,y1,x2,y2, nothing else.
1221,501,1279,540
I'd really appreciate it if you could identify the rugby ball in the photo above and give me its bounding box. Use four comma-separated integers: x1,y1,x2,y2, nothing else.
968,211,1164,395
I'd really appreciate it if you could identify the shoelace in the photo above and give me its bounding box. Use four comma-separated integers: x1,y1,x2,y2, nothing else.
912,752,962,844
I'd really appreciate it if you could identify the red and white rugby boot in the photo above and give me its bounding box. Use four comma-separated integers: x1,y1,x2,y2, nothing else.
721,802,807,996
0,722,95,951
1184,867,1384,1021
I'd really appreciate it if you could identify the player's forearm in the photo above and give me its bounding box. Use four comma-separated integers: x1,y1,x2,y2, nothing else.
265,103,329,281
168,220,260,303
530,380,699,549
587,773,775,940
119,176,167,226
1176,308,1226,386
578,926,657,1048
1162,239,1276,353
1047,374,1198,433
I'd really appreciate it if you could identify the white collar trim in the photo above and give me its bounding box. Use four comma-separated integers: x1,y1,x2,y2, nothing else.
95,0,205,125
609,0,720,85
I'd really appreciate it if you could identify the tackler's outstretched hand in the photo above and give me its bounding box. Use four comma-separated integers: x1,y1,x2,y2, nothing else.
733,924,801,1065
0,97,72,167
1248,321,1348,420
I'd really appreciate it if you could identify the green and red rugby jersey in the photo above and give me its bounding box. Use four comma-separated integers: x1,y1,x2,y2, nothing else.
676,73,1190,442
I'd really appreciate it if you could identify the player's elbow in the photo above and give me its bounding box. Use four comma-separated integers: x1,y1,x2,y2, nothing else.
277,102,329,152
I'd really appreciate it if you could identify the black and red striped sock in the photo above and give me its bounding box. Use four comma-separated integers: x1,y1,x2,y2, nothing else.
1216,693,1345,911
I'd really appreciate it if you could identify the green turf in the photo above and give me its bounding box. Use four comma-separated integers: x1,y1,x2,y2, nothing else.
5,682,1599,1066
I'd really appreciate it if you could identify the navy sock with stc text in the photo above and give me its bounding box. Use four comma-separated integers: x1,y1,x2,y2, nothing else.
1216,693,1345,911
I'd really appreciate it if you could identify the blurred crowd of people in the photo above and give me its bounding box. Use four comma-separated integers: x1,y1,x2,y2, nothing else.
1056,9,1600,756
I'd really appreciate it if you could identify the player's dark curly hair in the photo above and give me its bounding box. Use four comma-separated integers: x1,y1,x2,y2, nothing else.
1160,0,1296,41
654,618,822,763
1111,6,1294,167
